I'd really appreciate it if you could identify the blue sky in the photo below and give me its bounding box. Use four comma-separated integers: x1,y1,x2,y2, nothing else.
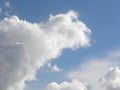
0,0,120,90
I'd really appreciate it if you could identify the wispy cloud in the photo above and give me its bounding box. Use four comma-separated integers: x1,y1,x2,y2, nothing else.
0,0,13,18
4,1,10,8
0,8,2,13
68,50,120,90
46,50,120,90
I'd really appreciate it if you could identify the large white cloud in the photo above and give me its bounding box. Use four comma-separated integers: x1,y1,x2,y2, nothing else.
0,10,91,90
46,79,88,90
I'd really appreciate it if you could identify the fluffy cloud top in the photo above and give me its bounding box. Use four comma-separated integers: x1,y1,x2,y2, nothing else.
0,10,91,90
100,67,120,90
46,79,88,90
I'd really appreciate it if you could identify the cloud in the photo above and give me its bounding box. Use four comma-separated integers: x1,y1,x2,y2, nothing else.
100,67,120,90
0,8,2,13
0,10,91,90
67,50,120,90
41,63,62,73
47,63,62,72
4,0,12,17
52,65,62,72
4,1,10,8
46,79,88,90
68,60,113,90
0,0,13,17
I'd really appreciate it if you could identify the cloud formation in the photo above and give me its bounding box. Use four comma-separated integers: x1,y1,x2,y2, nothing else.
100,67,120,90
47,63,62,72
0,0,13,17
0,8,2,13
46,50,120,90
0,10,91,90
4,1,10,8
68,60,113,90
46,79,88,90
68,50,120,90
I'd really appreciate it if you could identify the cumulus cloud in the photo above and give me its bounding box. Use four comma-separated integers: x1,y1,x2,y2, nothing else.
46,79,88,90
0,10,91,90
100,67,120,90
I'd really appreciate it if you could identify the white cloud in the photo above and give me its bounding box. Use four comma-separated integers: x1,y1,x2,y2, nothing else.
47,63,62,72
68,60,112,90
0,10,91,90
100,67,120,90
52,65,62,72
68,50,120,90
46,79,88,90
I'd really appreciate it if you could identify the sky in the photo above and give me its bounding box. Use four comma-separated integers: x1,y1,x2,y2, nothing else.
0,0,120,90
